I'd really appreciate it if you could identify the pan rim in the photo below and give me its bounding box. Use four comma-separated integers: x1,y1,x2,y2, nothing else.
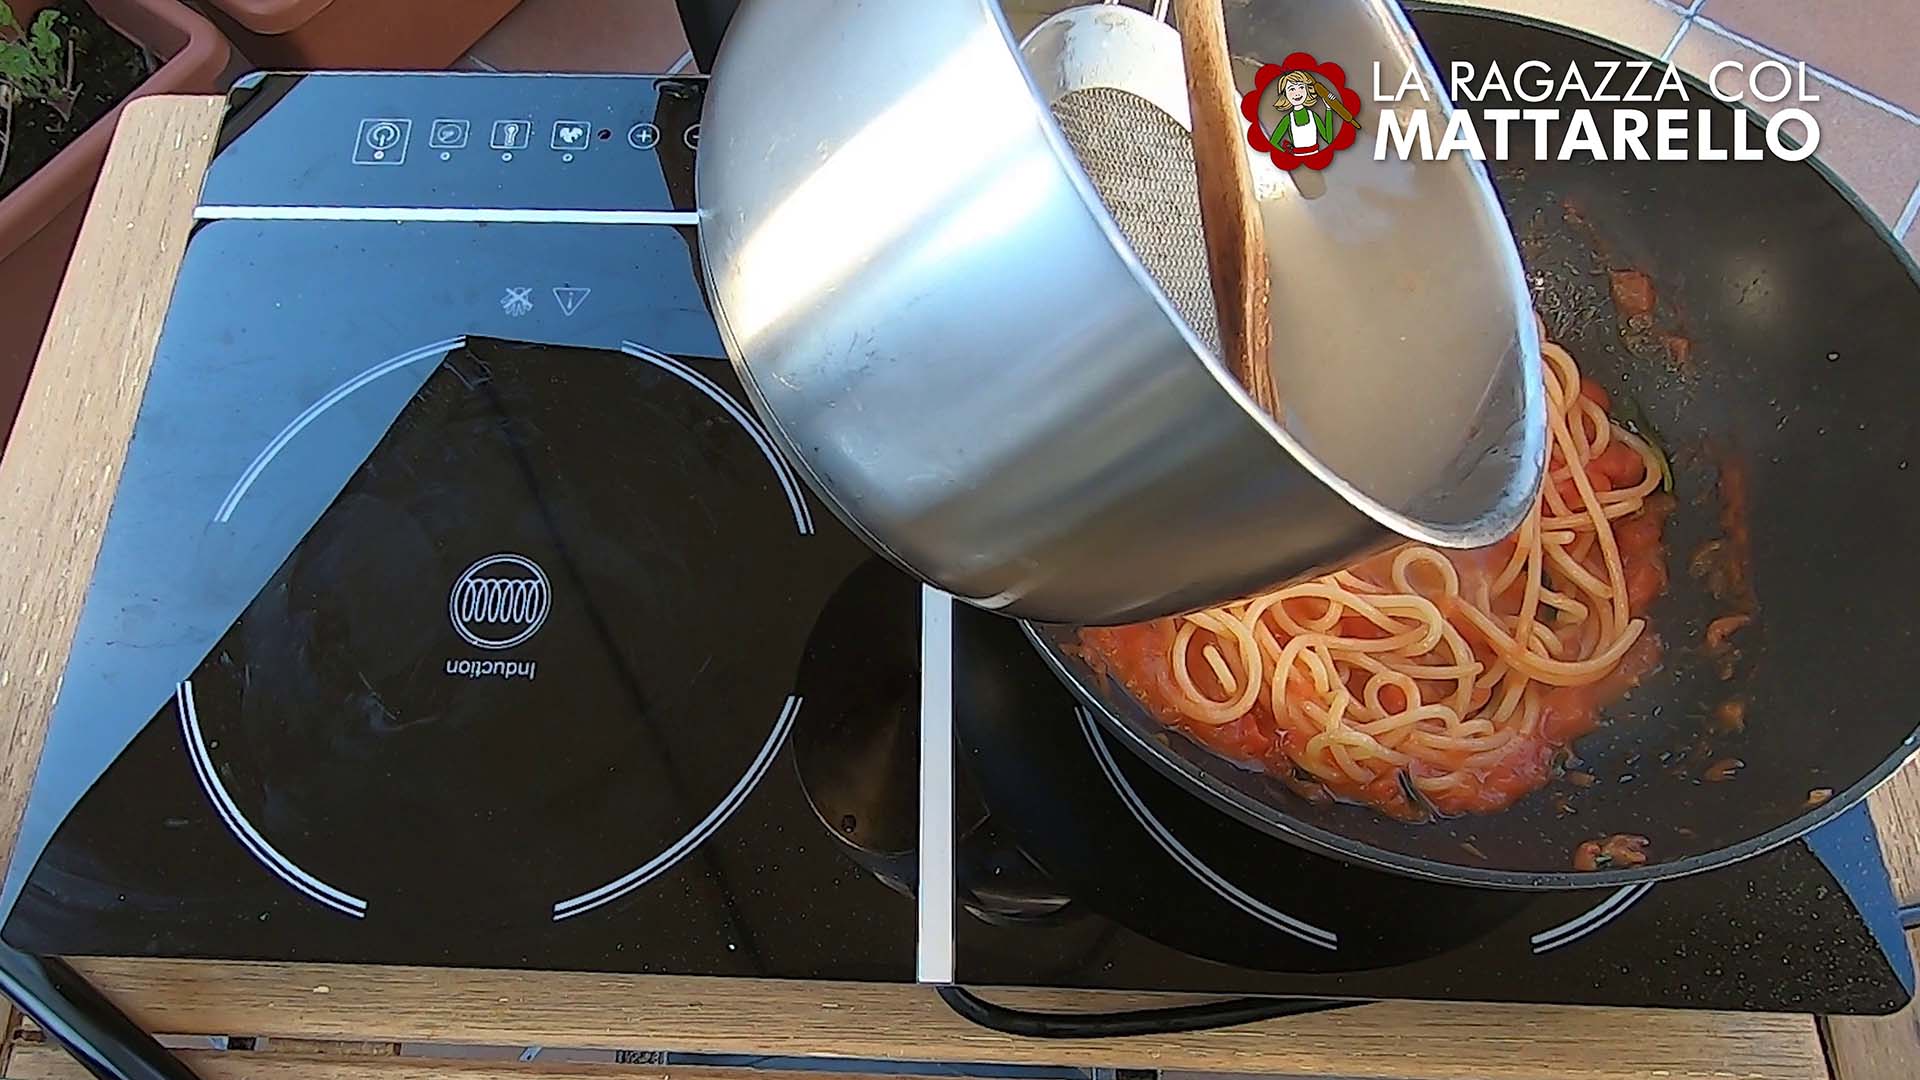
1002,0,1543,550
1023,619,1920,889
1009,0,1920,892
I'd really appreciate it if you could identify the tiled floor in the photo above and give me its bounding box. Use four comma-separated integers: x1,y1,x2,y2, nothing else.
1671,17,1920,225
1488,0,1920,256
462,0,691,75
1707,0,1920,116
1452,0,1686,59
462,0,1920,257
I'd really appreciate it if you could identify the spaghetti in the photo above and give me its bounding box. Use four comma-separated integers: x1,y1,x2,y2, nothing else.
1081,330,1673,819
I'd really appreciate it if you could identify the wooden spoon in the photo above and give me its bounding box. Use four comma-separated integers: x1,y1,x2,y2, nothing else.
1172,0,1280,419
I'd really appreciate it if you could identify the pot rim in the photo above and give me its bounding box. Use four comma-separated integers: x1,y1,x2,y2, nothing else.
988,0,1543,552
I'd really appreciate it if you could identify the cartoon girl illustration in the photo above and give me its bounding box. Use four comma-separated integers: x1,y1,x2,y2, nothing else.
1270,70,1358,156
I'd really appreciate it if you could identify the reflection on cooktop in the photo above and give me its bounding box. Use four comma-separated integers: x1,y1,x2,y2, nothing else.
4,339,921,982
949,602,1913,1013
183,339,816,926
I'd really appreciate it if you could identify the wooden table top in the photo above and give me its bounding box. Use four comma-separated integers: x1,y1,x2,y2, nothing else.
0,95,1915,1080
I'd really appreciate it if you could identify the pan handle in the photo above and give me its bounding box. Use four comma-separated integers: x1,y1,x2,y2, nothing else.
673,0,740,72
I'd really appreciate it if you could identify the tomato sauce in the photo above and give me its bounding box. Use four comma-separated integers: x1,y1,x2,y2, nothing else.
1573,833,1650,871
1079,468,1673,822
1608,270,1656,319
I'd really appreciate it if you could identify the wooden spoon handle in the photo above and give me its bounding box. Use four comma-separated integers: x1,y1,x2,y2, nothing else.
1172,0,1279,419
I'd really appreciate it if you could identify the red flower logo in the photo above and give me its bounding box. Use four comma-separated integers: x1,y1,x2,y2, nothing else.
1242,52,1363,172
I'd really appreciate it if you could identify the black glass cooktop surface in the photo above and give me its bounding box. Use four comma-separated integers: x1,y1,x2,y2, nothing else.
1,68,1912,1017
2,335,922,978
0,74,921,981
172,338,847,928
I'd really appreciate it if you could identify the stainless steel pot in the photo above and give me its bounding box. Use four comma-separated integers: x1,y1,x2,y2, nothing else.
697,0,1544,625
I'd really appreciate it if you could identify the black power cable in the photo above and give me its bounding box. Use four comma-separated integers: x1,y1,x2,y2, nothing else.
936,986,1359,1038
0,942,201,1079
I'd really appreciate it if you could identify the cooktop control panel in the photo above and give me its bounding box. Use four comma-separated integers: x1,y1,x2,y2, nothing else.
202,72,703,212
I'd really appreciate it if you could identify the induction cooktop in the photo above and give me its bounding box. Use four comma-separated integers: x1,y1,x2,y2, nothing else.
0,72,919,982
0,69,1910,1020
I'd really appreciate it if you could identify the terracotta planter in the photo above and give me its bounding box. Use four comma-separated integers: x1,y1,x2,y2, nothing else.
0,0,229,446
202,0,522,69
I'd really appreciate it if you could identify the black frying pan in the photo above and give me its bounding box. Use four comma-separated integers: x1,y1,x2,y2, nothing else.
1030,5,1920,889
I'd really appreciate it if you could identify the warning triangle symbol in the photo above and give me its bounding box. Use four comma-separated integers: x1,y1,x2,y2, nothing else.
553,286,592,317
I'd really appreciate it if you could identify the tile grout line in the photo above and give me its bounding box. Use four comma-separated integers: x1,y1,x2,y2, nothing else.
1692,14,1920,127
1664,0,1919,234
1657,0,1709,66
1658,17,1692,64
1893,178,1920,237
1649,0,1707,15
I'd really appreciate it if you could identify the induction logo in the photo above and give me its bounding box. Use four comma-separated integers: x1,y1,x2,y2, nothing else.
449,553,551,650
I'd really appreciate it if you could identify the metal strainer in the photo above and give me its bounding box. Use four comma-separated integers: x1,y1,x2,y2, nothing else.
1026,3,1222,356
1049,82,1220,354
698,0,1544,624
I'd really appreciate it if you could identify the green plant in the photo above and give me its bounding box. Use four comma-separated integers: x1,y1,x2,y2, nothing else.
0,2,77,177
0,4,75,117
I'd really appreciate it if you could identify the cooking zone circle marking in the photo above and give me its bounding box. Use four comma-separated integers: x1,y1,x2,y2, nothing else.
216,337,812,536
1078,708,1339,950
215,336,467,522
1529,881,1656,954
450,554,552,650
175,681,369,918
191,331,815,919
550,694,803,921
619,341,813,535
